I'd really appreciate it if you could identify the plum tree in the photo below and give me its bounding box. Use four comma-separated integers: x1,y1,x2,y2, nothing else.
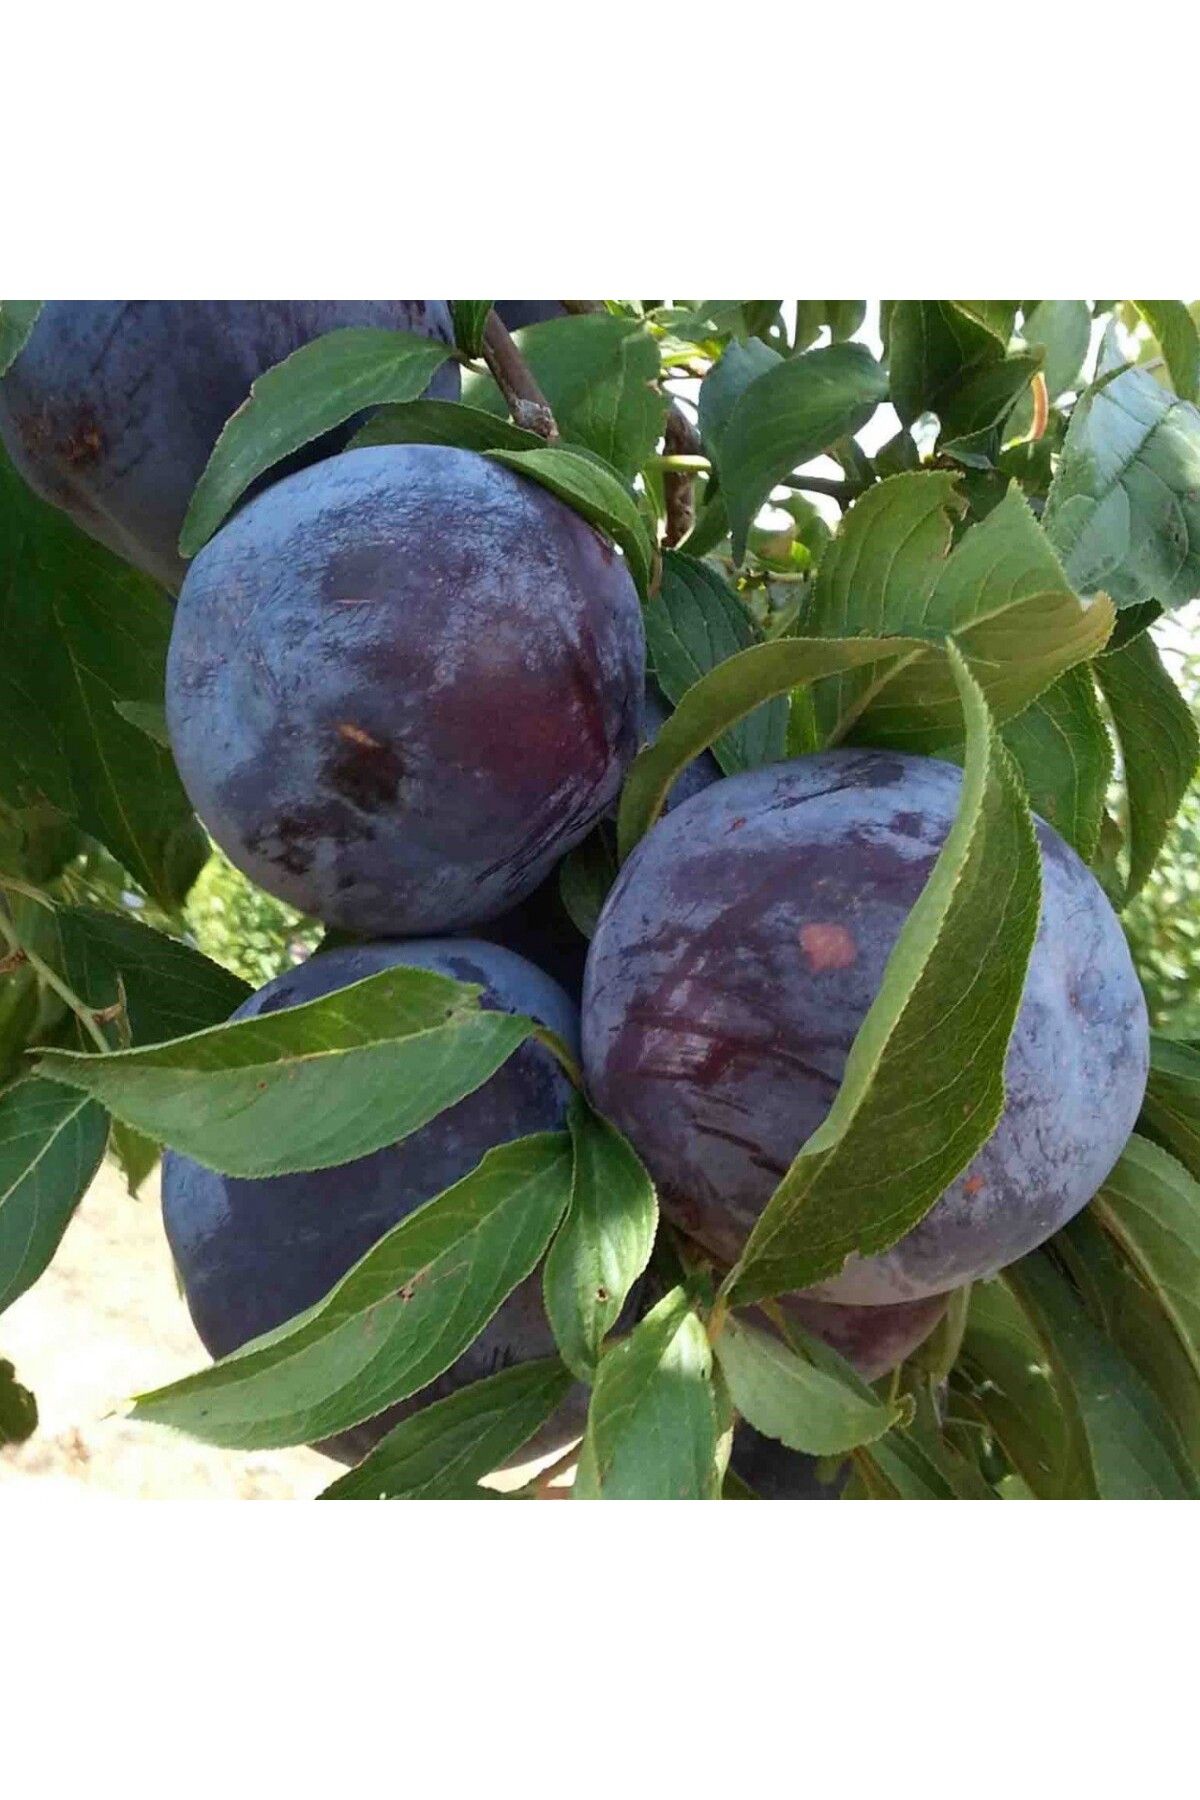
0,300,459,590
161,938,586,1466
166,443,646,936
583,748,1150,1303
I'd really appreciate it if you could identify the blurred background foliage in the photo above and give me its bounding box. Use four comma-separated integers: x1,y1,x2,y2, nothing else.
182,846,320,987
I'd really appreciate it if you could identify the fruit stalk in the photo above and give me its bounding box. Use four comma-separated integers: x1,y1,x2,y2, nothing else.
482,311,559,441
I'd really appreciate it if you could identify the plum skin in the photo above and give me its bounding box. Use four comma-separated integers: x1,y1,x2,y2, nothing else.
161,938,586,1467
583,748,1150,1304
0,301,459,591
165,443,646,937
494,302,568,331
478,680,722,1004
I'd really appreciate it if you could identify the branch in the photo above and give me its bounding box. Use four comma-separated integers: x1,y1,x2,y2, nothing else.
779,473,858,503
482,311,558,442
663,404,702,548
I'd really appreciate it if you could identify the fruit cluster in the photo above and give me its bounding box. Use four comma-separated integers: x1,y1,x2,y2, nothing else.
1,302,1151,1497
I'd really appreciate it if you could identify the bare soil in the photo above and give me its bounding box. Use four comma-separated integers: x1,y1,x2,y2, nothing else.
0,1159,330,1499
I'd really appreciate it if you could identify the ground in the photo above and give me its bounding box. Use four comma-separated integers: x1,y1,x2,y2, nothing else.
0,1159,331,1499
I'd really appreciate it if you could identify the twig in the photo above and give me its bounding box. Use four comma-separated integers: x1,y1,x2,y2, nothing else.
779,473,858,503
482,312,558,441
663,404,702,548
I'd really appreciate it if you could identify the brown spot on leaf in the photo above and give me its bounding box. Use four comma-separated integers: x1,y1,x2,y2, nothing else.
799,922,857,973
963,1174,985,1196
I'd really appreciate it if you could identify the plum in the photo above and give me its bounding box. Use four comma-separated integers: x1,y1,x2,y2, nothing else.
166,444,645,936
477,869,591,1004
0,300,459,590
729,1428,849,1500
583,748,1149,1303
775,1290,948,1379
161,937,585,1467
494,302,568,331
476,680,722,1001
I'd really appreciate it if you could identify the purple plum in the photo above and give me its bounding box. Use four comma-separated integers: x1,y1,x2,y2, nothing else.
166,444,645,936
0,300,459,590
583,749,1149,1303
161,937,586,1467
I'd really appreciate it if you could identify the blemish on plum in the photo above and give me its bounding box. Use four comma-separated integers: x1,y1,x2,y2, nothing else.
326,728,404,811
799,922,857,973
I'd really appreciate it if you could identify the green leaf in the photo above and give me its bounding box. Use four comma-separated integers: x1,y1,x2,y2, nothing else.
0,1077,108,1317
616,633,918,860
953,1277,1070,1497
714,1313,899,1455
1141,1035,1200,1180
0,1357,37,1445
131,1132,573,1450
696,337,782,456
0,959,38,1089
111,700,170,747
1094,629,1199,901
1019,300,1092,398
484,446,653,601
939,352,1042,467
0,302,42,377
23,905,249,1050
1092,1134,1200,1392
542,1095,657,1381
1057,1208,1200,1478
109,1119,159,1196
1004,1251,1197,1499
35,964,533,1177
450,302,493,359
179,328,455,557
1000,665,1113,861
319,1357,575,1499
645,552,788,776
558,826,618,941
887,300,1004,427
807,478,1116,756
0,447,207,908
1043,325,1200,609
716,342,887,559
1133,301,1200,401
803,470,964,741
950,302,1018,345
573,1285,718,1499
1008,301,1092,438
463,313,665,479
349,398,542,455
855,1418,998,1499
722,647,1041,1305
